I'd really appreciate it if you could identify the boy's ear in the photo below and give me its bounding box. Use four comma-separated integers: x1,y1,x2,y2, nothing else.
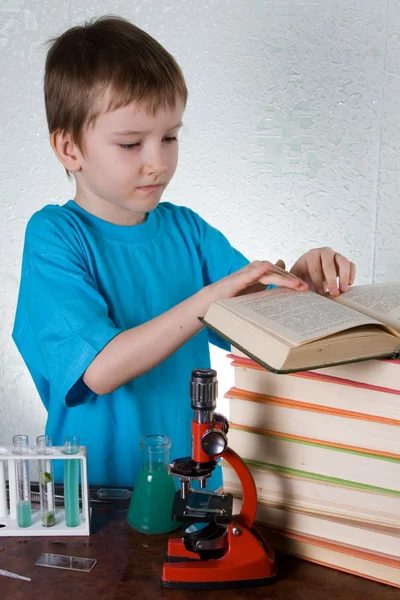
50,130,82,172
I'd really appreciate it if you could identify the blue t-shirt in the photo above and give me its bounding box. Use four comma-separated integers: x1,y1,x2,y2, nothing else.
12,201,248,488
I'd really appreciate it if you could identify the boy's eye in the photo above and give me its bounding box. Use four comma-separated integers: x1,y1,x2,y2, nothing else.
119,143,140,150
118,137,177,150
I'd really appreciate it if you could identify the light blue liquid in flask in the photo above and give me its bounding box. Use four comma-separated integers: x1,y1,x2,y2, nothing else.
127,435,179,535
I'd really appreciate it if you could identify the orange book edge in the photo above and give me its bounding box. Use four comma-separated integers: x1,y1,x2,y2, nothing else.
227,354,400,396
224,386,400,426
265,527,400,568
281,556,400,589
265,528,400,588
229,421,400,460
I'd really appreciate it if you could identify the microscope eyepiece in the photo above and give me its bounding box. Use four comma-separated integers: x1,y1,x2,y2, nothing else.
190,368,218,411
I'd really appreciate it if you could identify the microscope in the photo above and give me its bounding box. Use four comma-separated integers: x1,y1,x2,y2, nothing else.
161,368,276,590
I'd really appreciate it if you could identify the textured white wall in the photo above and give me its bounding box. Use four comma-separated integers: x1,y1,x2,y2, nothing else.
1,1,400,445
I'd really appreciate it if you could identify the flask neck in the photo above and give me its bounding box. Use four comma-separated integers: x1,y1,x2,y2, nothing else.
140,435,170,470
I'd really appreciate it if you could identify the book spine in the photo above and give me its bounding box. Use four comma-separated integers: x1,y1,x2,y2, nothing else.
225,387,400,425
228,426,400,491
226,394,400,455
227,353,400,395
265,529,400,588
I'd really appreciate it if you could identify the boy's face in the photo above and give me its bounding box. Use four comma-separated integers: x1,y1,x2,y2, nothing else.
73,97,185,225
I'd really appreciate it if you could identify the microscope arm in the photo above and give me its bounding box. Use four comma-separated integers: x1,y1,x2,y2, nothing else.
220,447,257,530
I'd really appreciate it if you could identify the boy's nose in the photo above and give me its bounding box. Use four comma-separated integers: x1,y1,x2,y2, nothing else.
144,162,168,176
142,152,168,176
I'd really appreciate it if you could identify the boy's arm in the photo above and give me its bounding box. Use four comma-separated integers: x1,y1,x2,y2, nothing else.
83,260,306,395
16,212,303,405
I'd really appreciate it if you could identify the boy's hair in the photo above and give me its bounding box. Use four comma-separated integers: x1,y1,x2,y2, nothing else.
44,16,187,150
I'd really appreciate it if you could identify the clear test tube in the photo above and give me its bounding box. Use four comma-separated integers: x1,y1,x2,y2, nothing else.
0,447,8,519
36,435,56,527
12,435,32,528
62,436,80,527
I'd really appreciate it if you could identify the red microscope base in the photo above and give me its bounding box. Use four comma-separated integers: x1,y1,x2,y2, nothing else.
161,517,276,589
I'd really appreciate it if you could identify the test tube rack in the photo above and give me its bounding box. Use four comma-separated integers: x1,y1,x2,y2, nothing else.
0,445,90,537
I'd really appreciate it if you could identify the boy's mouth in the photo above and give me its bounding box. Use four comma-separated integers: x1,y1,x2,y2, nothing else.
136,184,163,193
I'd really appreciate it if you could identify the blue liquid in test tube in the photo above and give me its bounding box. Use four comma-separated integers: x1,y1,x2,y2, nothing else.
62,436,80,527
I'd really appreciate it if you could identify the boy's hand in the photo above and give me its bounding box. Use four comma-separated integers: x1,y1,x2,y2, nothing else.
210,260,308,303
289,247,355,297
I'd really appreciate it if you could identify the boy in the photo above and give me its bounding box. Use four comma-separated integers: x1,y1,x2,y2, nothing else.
12,16,355,488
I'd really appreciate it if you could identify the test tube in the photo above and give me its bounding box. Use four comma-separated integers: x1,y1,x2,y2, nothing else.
62,436,80,527
12,435,32,528
36,435,55,527
0,448,7,519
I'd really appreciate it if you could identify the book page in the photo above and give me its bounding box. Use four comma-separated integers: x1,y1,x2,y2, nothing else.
336,283,400,331
221,288,380,345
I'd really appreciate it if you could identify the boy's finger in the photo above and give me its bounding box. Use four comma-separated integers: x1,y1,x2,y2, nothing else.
303,253,324,294
335,254,350,292
266,262,305,282
321,251,339,296
258,273,308,290
249,260,301,282
349,261,356,286
275,259,286,270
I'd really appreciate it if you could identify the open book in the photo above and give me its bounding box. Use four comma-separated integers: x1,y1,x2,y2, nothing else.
199,282,400,373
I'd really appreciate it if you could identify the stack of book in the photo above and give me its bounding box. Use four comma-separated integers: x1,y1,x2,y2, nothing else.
222,349,400,588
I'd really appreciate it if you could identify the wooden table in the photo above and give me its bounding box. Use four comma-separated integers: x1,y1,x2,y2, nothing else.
1,502,398,600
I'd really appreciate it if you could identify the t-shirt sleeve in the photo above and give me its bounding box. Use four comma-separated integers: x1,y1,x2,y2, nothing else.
12,212,123,408
188,210,250,351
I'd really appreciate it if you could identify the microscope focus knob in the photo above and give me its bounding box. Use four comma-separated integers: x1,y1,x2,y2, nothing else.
201,429,228,457
213,412,229,434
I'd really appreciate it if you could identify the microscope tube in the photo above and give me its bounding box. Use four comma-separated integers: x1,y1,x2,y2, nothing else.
36,435,55,527
12,435,32,528
62,436,80,527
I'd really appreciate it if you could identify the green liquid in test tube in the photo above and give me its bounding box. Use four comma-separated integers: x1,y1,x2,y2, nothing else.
36,435,56,527
62,436,80,527
16,501,32,527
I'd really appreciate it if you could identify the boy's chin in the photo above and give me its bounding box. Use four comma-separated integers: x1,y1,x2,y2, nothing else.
133,192,164,209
